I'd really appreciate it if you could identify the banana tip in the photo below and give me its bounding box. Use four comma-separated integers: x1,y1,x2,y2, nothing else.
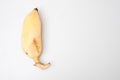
34,8,38,11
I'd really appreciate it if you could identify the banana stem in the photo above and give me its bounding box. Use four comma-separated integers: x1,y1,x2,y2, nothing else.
33,57,51,70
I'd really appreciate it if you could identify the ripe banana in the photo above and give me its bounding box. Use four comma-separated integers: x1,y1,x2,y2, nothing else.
22,8,50,70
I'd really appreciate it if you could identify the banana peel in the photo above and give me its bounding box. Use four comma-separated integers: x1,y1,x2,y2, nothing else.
22,8,50,70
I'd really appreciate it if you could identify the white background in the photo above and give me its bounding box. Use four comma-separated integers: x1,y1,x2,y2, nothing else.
0,0,120,80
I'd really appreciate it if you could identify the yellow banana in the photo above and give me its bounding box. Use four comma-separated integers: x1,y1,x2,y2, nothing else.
22,8,50,70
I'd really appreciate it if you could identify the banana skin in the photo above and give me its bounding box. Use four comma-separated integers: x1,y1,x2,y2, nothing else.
22,8,50,70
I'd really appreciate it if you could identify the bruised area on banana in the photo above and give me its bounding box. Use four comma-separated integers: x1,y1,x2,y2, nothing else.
22,8,51,70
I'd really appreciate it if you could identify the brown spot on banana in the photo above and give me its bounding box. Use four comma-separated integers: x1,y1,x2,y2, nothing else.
22,8,51,70
25,52,28,55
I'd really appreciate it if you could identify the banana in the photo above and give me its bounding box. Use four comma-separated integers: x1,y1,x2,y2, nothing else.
22,8,50,70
